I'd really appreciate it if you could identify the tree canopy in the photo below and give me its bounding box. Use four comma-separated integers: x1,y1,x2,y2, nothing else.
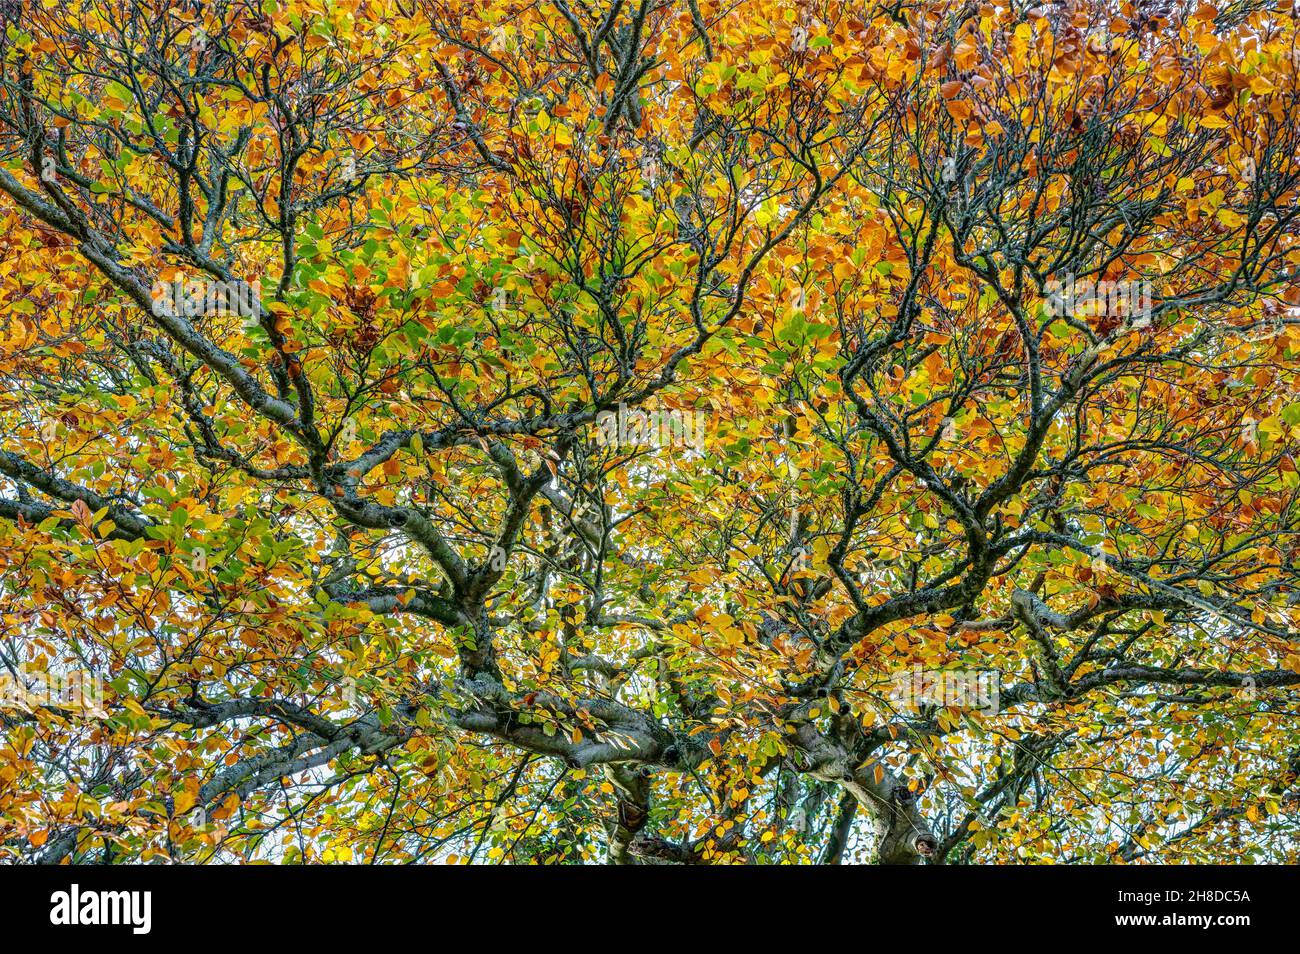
2,0,1300,864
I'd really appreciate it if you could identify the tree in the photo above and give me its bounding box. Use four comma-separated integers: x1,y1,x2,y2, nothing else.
1,0,1299,865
